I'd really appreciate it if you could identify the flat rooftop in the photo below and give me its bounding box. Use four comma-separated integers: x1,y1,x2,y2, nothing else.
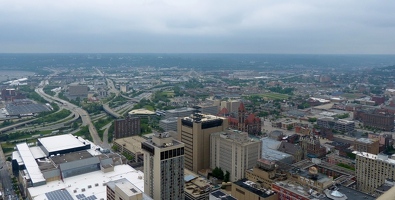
128,108,155,115
354,151,395,164
261,138,293,161
38,134,87,153
50,150,93,165
28,165,147,200
107,178,143,198
234,179,276,198
114,136,146,154
6,101,50,115
16,143,46,185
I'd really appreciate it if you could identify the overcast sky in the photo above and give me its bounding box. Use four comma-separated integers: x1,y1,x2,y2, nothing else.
1,0,395,54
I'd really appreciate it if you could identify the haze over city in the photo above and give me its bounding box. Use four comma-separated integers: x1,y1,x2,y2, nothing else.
1,0,395,54
2,1,395,200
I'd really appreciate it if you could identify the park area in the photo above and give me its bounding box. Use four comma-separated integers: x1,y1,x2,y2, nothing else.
256,92,289,100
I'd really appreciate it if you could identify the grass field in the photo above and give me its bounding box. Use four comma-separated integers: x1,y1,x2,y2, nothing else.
162,90,175,97
341,93,365,99
255,92,289,100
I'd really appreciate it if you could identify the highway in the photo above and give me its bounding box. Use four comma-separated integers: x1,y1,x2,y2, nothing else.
35,85,102,145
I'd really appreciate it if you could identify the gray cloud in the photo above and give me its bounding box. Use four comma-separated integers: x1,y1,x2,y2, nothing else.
0,0,395,53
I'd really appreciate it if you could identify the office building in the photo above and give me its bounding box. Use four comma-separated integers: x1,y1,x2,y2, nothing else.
317,117,355,133
210,130,261,181
245,159,287,189
114,116,141,139
113,136,147,162
209,190,237,200
178,114,228,173
141,133,185,200
354,109,394,131
166,107,196,118
107,178,144,200
232,179,277,200
120,85,128,93
353,138,379,155
184,169,216,200
355,151,395,193
68,85,88,97
159,117,178,131
195,102,220,116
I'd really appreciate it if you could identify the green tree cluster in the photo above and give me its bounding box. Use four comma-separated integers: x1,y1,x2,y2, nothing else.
268,86,294,95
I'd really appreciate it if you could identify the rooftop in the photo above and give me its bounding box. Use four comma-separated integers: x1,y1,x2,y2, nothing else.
167,107,196,113
354,151,395,164
184,169,214,198
210,190,237,200
106,178,146,198
50,150,93,165
128,108,155,115
234,179,276,198
38,134,87,153
16,143,46,185
355,138,376,144
114,136,146,154
261,138,293,162
28,165,145,200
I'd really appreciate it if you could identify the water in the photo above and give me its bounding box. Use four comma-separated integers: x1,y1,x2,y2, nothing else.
0,70,35,82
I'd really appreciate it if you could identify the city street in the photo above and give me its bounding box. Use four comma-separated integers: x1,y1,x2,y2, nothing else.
0,143,17,200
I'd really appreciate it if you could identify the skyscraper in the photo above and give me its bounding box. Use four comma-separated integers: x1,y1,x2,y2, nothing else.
177,114,228,173
141,133,185,200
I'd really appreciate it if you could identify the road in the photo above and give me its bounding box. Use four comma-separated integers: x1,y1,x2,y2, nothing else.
35,85,102,145
0,142,16,200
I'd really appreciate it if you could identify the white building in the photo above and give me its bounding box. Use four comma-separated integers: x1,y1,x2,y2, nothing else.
210,130,261,182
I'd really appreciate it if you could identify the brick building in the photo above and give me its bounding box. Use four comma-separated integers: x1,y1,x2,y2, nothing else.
113,116,141,139
354,109,394,131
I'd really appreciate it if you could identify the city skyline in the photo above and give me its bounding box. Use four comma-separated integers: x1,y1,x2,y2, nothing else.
1,1,395,54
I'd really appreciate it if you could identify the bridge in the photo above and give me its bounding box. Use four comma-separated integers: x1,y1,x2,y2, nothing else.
103,104,121,118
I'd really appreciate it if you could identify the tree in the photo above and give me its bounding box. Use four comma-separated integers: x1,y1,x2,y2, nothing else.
7,157,12,162
224,171,230,182
212,167,224,180
308,117,317,123
287,124,293,130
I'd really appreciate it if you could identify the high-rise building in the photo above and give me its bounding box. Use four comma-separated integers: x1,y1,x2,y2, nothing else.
114,116,141,139
141,133,185,200
177,114,228,173
210,130,261,181
355,151,395,193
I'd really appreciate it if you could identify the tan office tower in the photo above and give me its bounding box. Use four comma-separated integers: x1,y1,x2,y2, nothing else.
141,133,185,200
210,130,261,182
355,151,395,193
177,114,228,173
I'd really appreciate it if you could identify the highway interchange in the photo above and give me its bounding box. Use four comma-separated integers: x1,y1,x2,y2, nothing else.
0,72,130,199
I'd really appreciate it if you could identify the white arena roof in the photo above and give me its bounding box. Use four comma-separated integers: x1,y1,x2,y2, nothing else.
28,165,146,200
16,143,46,186
38,134,86,153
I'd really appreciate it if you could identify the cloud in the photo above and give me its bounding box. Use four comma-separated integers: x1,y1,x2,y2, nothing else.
0,0,394,53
